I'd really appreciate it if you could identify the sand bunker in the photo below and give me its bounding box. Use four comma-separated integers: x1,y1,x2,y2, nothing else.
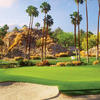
0,82,100,100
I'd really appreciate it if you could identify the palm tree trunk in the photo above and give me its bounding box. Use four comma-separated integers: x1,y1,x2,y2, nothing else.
74,24,78,61
25,16,31,58
77,3,81,61
45,23,48,60
86,0,89,63
96,4,100,60
28,16,33,59
41,13,46,61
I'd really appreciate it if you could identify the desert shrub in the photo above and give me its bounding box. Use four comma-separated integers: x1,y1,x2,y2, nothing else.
80,51,86,57
56,62,72,66
55,52,70,57
93,60,99,65
56,62,67,66
18,60,34,66
14,57,24,61
36,60,50,66
46,55,56,59
72,61,82,66
30,55,40,60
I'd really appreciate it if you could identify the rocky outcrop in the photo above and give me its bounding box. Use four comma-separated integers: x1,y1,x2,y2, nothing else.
3,28,69,58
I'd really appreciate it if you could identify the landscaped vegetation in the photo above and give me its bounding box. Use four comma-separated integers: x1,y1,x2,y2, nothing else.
0,0,100,96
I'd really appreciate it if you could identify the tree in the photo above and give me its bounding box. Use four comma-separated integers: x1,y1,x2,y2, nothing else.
22,25,28,29
75,0,84,61
26,5,39,59
44,15,53,59
0,38,4,59
13,27,19,32
35,22,40,29
3,24,9,32
96,0,100,60
40,2,51,61
56,32,74,47
82,35,96,51
70,12,82,60
0,25,9,39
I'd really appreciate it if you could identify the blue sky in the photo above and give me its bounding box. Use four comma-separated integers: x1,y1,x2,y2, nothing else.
0,0,99,33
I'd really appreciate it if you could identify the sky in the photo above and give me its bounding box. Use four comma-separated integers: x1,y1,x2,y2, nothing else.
0,0,99,33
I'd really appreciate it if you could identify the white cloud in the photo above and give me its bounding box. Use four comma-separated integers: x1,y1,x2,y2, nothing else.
0,0,17,8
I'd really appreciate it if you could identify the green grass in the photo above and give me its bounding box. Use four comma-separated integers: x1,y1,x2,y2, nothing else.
30,56,97,65
0,65,100,95
0,57,100,95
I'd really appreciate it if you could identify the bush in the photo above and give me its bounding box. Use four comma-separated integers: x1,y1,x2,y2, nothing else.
56,62,72,66
72,61,82,66
46,55,56,59
56,62,67,66
55,52,70,57
0,63,17,69
93,60,99,65
14,57,24,61
36,60,50,66
30,55,40,60
18,60,34,66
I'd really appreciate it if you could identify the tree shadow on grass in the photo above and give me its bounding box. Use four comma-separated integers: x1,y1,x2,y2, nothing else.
1,74,100,96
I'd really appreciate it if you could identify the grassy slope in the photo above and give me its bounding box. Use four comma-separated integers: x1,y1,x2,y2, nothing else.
0,65,100,91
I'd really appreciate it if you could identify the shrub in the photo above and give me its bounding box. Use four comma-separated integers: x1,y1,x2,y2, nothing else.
0,63,17,69
55,52,70,57
46,55,56,59
93,60,99,65
72,61,82,66
18,60,34,66
36,60,50,66
14,57,24,61
30,55,40,60
56,62,72,66
80,51,86,57
56,62,67,66
66,62,72,66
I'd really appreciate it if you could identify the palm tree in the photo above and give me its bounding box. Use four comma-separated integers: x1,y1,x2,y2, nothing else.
97,0,100,60
40,2,51,61
70,12,82,61
35,22,40,29
44,15,53,59
75,0,84,61
26,5,39,59
85,0,89,63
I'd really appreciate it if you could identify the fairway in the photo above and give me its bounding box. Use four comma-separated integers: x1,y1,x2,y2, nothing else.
0,65,100,93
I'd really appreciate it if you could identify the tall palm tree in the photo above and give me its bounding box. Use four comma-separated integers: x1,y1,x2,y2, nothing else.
35,22,40,29
70,12,82,61
44,15,53,59
97,0,100,60
85,0,89,63
26,5,39,59
75,0,84,61
40,2,51,61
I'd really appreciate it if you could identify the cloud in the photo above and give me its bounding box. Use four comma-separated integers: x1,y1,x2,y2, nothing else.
0,0,17,8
